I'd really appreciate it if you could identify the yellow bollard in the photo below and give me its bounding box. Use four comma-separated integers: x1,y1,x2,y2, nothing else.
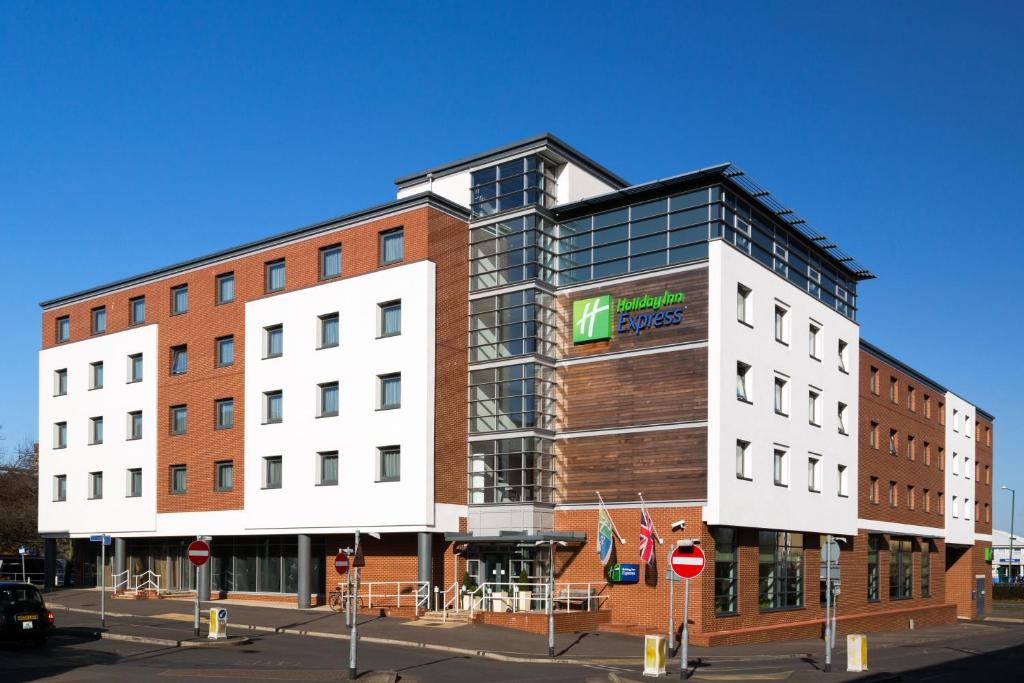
644,634,666,677
846,633,868,672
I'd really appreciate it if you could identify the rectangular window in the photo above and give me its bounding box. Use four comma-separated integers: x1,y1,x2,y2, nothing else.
807,456,821,492
869,476,879,504
127,468,142,498
129,296,145,325
921,546,931,597
129,353,143,382
908,434,916,461
985,503,991,522
774,376,788,416
924,489,931,512
889,538,913,599
88,472,103,500
965,498,971,520
265,259,286,293
736,439,752,480
736,284,751,325
838,339,849,373
870,421,879,448
215,398,234,429
215,461,234,492
867,535,880,601
89,416,104,445
377,446,401,482
319,313,339,349
170,405,187,435
952,495,959,518
773,447,788,487
379,228,404,264
91,306,106,334
808,389,820,426
808,323,821,360
264,324,283,358
889,429,898,456
379,373,401,410
318,451,339,486
838,402,849,435
773,304,788,344
736,362,751,402
90,361,104,390
924,441,931,466
170,465,187,494
889,481,898,507
908,485,915,510
54,475,67,502
986,465,991,484
216,272,235,304
127,410,143,440
379,300,402,337
938,446,945,471
55,368,67,396
319,382,339,417
953,408,959,431
870,366,879,394
264,390,283,424
924,394,931,418
939,401,945,425
54,422,67,449
952,452,959,476
714,527,738,615
216,336,234,367
837,464,849,497
758,531,803,610
907,385,916,412
171,345,188,375
263,456,282,489
889,377,898,403
320,244,342,279
171,284,188,315
56,315,70,343
939,492,945,514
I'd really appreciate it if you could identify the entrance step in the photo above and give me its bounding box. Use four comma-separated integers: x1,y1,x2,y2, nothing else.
417,610,476,624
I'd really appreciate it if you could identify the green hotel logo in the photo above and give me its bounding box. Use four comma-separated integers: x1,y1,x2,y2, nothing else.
572,295,612,343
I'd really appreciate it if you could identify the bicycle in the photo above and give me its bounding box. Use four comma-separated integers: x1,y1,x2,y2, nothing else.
328,583,363,612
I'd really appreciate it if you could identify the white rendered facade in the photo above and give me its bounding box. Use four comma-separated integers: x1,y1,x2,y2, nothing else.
945,390,977,546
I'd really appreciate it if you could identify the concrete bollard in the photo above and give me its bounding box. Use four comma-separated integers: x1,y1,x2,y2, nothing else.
644,634,666,677
846,633,868,672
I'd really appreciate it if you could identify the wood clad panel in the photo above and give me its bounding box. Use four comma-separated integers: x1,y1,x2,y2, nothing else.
558,348,707,431
557,267,709,359
556,428,707,503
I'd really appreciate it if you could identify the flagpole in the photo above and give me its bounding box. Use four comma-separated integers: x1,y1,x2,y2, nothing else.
638,492,664,544
596,491,627,544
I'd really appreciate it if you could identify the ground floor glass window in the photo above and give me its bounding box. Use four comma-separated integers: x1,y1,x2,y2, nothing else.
759,531,803,610
714,527,738,615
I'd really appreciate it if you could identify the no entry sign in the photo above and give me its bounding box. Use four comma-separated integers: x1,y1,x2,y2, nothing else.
187,539,211,567
334,552,350,575
669,544,705,580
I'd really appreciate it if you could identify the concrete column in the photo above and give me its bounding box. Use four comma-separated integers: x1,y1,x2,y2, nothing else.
114,537,126,584
44,538,57,592
198,539,211,601
417,532,433,606
297,534,311,609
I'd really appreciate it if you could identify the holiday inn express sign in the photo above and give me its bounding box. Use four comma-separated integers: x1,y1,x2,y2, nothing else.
572,290,686,343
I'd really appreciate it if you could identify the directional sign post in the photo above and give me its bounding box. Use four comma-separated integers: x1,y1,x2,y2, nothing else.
90,534,111,627
188,539,210,638
670,543,705,680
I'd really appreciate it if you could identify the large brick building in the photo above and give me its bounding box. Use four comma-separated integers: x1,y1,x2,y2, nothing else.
37,134,995,644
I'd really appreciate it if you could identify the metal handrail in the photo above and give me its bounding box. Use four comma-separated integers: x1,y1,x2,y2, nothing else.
358,581,429,610
134,570,161,592
112,570,130,592
465,581,608,615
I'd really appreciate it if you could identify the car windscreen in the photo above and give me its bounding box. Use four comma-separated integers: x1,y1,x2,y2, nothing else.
0,587,43,606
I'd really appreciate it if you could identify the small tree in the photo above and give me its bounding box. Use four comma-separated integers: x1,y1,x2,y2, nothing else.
461,570,478,593
517,567,530,590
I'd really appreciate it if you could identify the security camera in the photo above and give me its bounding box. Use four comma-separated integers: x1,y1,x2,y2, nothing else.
671,520,686,531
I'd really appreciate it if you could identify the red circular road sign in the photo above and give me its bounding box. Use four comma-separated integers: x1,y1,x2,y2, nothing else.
669,544,706,580
334,552,350,575
187,539,211,567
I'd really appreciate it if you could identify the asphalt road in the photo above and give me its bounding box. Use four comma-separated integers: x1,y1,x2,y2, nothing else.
4,610,1024,682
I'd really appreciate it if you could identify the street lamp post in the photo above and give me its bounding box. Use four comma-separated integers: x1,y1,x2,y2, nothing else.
1002,486,1016,582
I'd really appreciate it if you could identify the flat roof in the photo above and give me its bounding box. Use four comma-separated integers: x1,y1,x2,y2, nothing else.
861,339,995,421
393,132,630,191
39,192,469,310
555,162,875,282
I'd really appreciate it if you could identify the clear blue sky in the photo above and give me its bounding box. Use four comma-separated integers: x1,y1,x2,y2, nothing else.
2,2,1021,528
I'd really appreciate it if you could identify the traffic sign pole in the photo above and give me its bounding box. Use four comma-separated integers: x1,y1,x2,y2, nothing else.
349,529,360,681
681,577,689,680
187,539,211,638
824,534,832,673
100,540,106,628
669,542,705,680
667,549,675,652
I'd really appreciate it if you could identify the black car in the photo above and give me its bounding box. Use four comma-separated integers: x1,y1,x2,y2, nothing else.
0,582,53,646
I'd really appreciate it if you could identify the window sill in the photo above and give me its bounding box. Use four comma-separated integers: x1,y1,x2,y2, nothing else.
838,367,850,375
54,499,66,503
262,420,282,426
810,355,821,363
215,300,235,306
126,494,141,498
54,446,66,450
774,482,788,488
838,493,849,498
263,355,283,360
170,491,186,496
126,436,141,442
215,363,234,369
316,482,339,487
127,379,142,384
129,321,145,327
714,610,740,618
379,259,404,268
215,487,233,493
376,479,400,484
316,413,339,419
215,425,233,430
319,274,341,282
736,319,753,330
317,344,339,351
170,311,188,317
88,387,103,391
88,442,102,446
377,406,401,412
170,372,188,377
53,393,66,398
839,430,849,437
758,605,804,614
736,475,753,482
91,331,106,337
262,485,282,490
170,432,186,437
775,339,789,347
809,422,821,428
737,398,753,405
775,410,789,417
376,332,402,340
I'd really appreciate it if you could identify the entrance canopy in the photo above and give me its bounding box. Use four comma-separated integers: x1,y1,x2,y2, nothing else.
445,531,586,545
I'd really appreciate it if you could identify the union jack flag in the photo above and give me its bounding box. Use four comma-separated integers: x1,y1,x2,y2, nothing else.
640,508,655,565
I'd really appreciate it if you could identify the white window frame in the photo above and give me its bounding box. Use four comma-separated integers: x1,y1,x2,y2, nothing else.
837,464,849,497
736,284,752,325
773,446,789,487
838,402,849,435
808,388,821,427
808,321,821,360
774,375,789,416
736,439,752,480
838,339,849,373
807,456,821,493
773,303,789,344
736,362,751,402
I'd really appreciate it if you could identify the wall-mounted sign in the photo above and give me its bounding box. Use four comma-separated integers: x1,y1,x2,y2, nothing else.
573,290,686,343
608,563,640,584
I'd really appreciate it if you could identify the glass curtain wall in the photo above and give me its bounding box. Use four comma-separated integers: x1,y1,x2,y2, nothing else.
470,214,557,291
758,531,804,610
468,436,554,504
469,363,555,433
470,289,555,362
470,155,558,218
